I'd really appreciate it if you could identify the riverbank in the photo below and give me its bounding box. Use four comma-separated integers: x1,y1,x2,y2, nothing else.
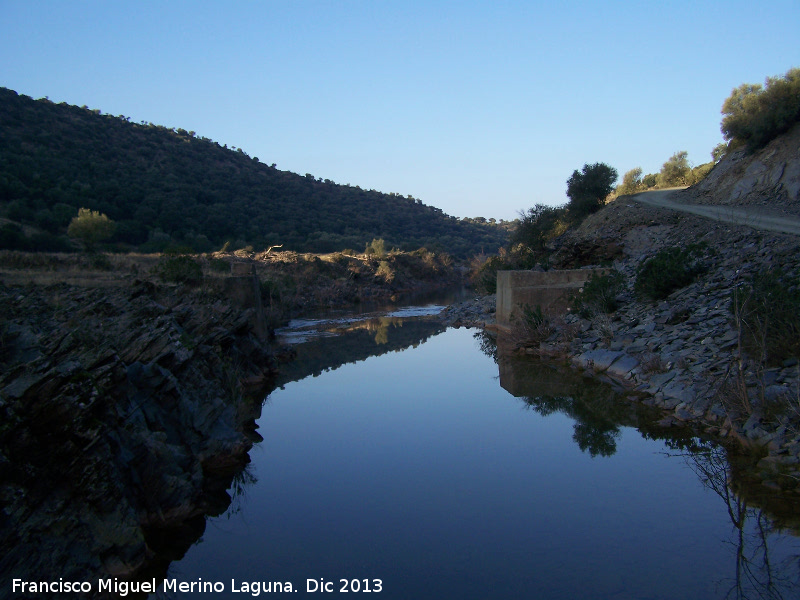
443,202,800,493
0,247,462,587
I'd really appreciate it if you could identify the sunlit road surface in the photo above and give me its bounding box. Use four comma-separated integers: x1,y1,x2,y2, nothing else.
631,187,800,236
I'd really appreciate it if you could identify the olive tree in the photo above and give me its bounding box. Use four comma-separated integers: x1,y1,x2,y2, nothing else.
618,167,643,195
566,162,618,221
67,208,116,250
657,151,691,187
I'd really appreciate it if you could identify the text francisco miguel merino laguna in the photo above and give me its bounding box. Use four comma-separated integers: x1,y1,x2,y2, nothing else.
12,577,384,595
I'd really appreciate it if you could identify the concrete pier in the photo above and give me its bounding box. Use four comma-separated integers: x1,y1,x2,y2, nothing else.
496,269,608,327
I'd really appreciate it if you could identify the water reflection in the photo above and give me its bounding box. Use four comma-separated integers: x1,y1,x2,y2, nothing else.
483,330,800,599
492,339,650,458
671,442,800,599
273,306,446,388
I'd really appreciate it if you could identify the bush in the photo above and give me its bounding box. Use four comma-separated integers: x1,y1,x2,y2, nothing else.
365,238,386,257
155,254,203,284
512,204,568,253
572,270,625,318
209,257,230,273
472,255,508,294
635,244,710,301
657,151,691,187
731,269,800,365
67,208,116,251
618,168,643,195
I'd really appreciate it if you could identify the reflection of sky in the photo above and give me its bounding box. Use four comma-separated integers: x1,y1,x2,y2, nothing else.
166,328,800,600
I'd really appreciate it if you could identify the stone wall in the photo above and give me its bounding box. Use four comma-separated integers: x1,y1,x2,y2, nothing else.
496,268,608,326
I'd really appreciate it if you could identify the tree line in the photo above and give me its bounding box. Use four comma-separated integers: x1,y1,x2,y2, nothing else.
0,88,507,258
473,66,799,289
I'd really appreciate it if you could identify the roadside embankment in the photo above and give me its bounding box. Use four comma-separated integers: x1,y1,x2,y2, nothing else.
443,203,800,493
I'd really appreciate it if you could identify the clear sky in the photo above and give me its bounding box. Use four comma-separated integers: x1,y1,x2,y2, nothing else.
1,1,797,221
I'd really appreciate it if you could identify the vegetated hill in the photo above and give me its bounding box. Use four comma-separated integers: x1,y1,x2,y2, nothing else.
0,88,507,257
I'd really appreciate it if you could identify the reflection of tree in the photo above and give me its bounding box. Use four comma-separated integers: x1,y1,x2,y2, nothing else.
520,392,621,458
274,318,445,387
474,330,498,362
670,441,800,599
572,421,620,458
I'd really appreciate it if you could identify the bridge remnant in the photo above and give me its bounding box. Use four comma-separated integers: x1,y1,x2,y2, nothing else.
496,269,608,327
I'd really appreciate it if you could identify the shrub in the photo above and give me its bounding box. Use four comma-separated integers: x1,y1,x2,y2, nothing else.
731,269,800,365
635,244,710,301
376,260,394,282
657,151,691,187
67,208,116,251
572,270,625,318
209,257,230,273
365,238,386,257
618,168,643,195
512,204,568,253
472,255,509,294
155,254,203,284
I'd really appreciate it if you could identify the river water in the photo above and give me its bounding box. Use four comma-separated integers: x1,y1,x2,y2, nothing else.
152,300,800,599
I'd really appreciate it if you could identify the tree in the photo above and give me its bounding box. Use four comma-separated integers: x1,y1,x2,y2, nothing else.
67,208,116,250
618,167,643,195
566,163,618,220
657,151,691,187
711,142,728,164
721,68,800,151
512,204,567,253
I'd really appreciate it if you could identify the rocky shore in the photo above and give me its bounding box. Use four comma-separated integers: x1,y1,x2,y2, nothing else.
0,271,278,584
442,206,800,493
0,247,464,588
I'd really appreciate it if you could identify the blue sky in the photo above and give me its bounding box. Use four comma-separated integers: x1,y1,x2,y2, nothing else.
1,1,797,221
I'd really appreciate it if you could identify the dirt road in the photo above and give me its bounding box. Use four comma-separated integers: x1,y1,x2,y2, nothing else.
631,188,800,236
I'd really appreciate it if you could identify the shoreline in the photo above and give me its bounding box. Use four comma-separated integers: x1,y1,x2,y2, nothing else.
440,281,800,494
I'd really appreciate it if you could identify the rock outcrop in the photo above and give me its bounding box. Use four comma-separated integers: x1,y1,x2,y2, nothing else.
0,274,278,585
684,121,800,214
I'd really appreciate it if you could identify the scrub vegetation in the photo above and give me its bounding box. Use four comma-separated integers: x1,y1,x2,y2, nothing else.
0,88,506,258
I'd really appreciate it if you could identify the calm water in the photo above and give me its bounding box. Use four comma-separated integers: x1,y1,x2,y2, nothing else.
154,307,800,599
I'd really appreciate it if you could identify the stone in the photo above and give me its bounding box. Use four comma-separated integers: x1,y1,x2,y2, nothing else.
575,349,624,372
606,354,639,379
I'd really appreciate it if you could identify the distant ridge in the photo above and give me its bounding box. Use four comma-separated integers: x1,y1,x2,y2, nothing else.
0,88,507,257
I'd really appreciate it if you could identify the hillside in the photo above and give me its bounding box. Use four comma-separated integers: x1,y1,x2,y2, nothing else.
0,88,507,257
485,126,800,495
680,121,800,215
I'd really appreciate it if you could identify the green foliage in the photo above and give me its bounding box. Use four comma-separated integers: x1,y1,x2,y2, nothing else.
472,255,508,294
634,244,710,301
618,168,643,195
572,270,625,318
155,254,203,284
711,142,728,164
721,67,800,151
365,238,386,257
641,173,658,189
209,257,230,272
657,151,691,187
376,260,394,282
731,269,800,365
0,88,507,257
512,204,568,253
688,162,713,184
67,208,116,250
566,162,618,221
519,303,546,329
